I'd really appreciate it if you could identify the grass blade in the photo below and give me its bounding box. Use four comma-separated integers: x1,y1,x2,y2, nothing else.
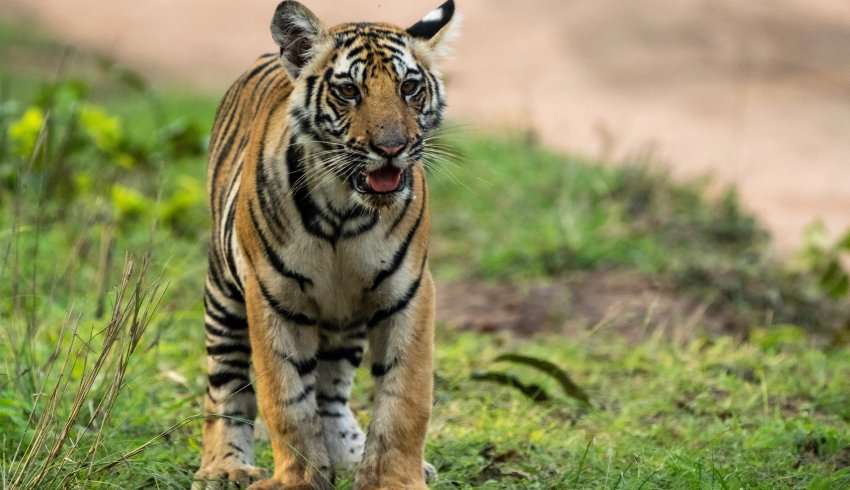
494,353,591,405
470,371,550,403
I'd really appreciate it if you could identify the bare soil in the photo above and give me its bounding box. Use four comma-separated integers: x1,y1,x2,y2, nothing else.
437,272,734,343
6,0,850,251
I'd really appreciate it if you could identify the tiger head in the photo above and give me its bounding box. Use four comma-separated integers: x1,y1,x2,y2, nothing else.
272,0,459,206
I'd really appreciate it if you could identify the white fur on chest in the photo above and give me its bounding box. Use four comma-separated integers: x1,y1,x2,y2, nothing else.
300,230,400,323
238,211,416,328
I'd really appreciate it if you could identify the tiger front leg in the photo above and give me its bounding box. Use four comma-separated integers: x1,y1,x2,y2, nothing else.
316,329,369,471
193,279,267,490
244,278,334,490
355,274,436,490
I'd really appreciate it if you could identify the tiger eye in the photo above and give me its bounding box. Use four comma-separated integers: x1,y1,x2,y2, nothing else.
338,83,359,99
401,79,420,97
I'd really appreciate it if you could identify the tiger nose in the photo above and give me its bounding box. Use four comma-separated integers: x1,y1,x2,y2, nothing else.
371,139,407,158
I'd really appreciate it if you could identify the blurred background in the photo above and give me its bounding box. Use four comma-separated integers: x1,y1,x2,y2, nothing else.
7,0,850,250
3,2,850,489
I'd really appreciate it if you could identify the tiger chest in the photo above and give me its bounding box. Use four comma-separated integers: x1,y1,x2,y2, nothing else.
266,229,410,328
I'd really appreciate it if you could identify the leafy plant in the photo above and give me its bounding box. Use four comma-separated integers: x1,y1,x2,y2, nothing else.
1,76,208,236
798,222,850,299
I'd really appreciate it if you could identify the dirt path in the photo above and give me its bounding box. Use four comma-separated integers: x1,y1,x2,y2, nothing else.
6,0,850,251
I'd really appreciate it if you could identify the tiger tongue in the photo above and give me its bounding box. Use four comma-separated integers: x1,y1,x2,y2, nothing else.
366,165,403,193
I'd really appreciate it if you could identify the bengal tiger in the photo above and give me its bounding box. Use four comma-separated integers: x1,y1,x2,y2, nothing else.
193,1,458,489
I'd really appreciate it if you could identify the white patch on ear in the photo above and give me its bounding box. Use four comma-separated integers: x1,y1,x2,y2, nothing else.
422,8,444,23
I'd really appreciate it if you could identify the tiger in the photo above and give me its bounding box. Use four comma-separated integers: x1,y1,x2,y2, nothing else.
193,1,458,489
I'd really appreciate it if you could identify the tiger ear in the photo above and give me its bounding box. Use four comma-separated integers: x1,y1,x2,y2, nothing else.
407,0,460,56
271,1,326,79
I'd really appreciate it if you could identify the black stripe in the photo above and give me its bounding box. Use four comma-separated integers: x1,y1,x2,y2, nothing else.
207,252,231,300
377,42,405,56
340,211,379,239
210,84,238,146
371,358,399,378
205,306,246,333
317,393,348,405
209,85,242,162
223,198,243,291
243,63,281,102
204,322,246,339
243,57,278,84
207,343,252,356
367,254,428,329
339,34,359,49
204,290,247,331
215,133,247,224
317,347,363,367
318,410,344,418
209,371,249,388
287,144,338,244
255,147,291,242
207,255,230,289
371,183,427,291
346,45,367,60
305,75,318,104
209,133,237,223
313,69,332,128
364,28,408,44
257,279,316,326
252,74,283,114
219,359,251,370
206,271,244,312
285,384,315,405
210,120,237,182
288,357,318,376
291,108,324,142
248,202,313,292
387,192,415,237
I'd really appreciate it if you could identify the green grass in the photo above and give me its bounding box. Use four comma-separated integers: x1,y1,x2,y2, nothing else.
429,328,850,489
2,18,850,489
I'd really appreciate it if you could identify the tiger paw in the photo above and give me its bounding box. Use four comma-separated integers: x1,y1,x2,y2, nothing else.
322,408,366,471
424,461,437,483
246,479,285,490
192,464,267,489
353,462,433,490
248,478,332,490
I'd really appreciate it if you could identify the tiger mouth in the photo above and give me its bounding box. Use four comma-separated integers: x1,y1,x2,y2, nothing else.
352,165,410,195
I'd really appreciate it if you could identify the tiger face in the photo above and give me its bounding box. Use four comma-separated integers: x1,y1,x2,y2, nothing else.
273,0,458,206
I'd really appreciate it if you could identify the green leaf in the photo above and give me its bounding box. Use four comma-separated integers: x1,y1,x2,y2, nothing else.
837,230,850,252
7,106,45,158
470,371,550,403
819,259,850,299
79,103,124,155
111,184,150,223
494,353,591,405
